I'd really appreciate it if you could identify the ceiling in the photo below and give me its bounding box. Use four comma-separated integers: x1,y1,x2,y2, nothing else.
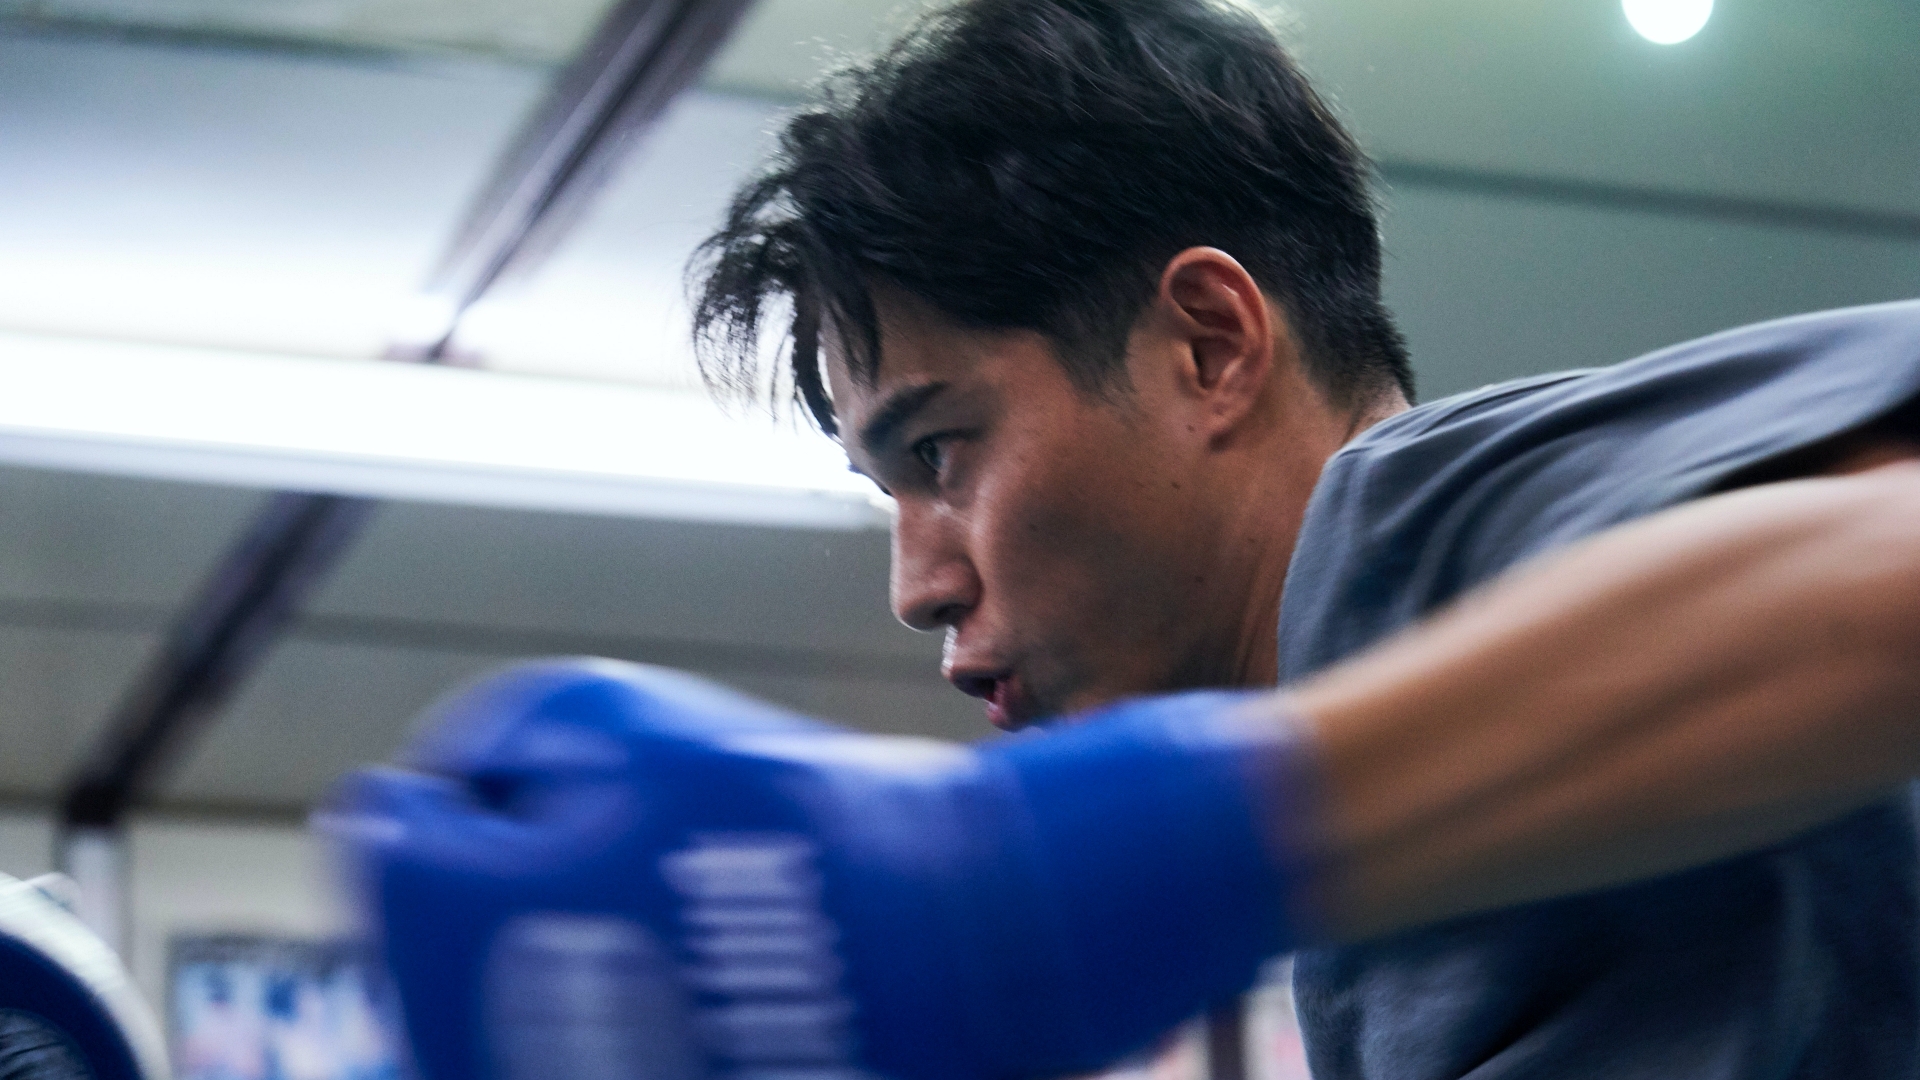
3,0,1910,389
0,0,611,63
9,0,1915,219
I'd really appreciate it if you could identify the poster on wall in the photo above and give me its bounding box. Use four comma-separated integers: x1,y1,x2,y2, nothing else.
169,935,399,1080
169,935,1308,1080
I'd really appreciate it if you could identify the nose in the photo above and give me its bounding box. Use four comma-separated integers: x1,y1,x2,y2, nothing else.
890,499,979,632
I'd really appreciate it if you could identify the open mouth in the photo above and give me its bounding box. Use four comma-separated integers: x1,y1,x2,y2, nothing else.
950,670,1028,731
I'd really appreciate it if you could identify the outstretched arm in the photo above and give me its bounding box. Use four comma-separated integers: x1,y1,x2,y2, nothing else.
1290,445,1920,940
324,441,1920,1080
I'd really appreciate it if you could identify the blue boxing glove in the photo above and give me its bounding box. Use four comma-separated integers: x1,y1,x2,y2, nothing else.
320,659,1310,1080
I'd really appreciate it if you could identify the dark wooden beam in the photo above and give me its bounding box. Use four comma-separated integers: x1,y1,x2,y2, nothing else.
60,494,373,827
57,0,761,842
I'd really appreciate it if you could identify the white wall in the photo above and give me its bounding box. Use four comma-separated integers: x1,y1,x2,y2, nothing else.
0,811,53,880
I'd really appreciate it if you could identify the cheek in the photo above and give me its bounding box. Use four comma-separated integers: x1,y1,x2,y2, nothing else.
970,431,1185,622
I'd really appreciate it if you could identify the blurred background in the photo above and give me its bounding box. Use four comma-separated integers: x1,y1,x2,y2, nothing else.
0,0,1913,1076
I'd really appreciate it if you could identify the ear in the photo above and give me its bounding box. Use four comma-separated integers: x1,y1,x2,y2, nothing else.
1151,247,1284,442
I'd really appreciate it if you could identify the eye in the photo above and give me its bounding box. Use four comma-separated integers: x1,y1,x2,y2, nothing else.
912,435,950,475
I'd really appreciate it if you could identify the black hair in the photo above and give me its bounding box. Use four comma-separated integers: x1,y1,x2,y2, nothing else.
689,0,1413,436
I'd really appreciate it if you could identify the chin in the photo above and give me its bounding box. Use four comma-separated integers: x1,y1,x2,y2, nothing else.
1038,687,1139,726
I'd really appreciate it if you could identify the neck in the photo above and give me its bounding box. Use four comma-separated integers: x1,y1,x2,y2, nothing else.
1221,384,1409,689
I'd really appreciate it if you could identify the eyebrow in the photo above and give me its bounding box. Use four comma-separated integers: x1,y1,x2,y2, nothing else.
857,381,948,455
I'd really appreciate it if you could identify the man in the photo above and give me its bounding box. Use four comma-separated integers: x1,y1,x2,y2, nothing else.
685,0,1920,1070
327,1,1920,1077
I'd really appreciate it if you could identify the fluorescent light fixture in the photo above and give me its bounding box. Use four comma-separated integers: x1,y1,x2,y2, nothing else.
0,332,887,530
1623,0,1713,44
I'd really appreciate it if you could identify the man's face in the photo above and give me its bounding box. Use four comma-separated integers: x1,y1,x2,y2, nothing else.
830,292,1250,730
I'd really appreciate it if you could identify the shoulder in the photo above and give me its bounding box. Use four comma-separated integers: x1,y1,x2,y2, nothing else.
1279,300,1920,678
1340,299,1920,509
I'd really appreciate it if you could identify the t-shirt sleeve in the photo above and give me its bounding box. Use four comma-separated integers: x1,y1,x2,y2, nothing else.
1278,299,1920,681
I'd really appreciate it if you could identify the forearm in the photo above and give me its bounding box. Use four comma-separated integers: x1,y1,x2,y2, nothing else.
1283,461,1920,941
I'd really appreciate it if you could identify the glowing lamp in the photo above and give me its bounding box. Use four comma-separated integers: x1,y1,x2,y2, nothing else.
1623,0,1713,44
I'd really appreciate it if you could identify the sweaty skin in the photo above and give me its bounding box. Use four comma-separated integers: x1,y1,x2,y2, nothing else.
829,247,1920,941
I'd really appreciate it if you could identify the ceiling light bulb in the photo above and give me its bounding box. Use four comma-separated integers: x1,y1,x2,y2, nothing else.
1623,0,1713,44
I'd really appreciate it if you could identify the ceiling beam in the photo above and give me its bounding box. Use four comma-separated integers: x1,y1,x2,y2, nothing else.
57,0,762,873
1379,159,1920,242
396,0,761,358
59,493,372,828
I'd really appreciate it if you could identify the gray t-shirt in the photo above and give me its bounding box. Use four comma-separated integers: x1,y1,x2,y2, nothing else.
1278,300,1920,1079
